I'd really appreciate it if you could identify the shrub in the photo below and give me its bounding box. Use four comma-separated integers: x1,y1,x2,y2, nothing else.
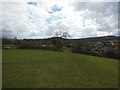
17,41,33,49
104,47,119,59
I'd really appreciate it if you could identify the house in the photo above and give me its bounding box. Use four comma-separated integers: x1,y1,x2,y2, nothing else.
4,46,12,49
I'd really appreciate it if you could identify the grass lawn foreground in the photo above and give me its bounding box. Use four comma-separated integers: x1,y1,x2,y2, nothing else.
2,49,118,88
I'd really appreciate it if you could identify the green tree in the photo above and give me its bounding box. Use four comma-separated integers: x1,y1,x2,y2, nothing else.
52,37,65,51
72,42,92,54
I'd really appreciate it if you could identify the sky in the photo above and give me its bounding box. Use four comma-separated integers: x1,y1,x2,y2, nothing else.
0,0,119,39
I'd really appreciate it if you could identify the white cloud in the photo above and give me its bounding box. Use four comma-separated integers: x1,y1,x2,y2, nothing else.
1,0,118,39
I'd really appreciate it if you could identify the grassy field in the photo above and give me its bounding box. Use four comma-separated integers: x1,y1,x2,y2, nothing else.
2,49,118,88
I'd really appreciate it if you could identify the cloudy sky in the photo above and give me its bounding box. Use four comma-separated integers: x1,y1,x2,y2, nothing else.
0,0,119,39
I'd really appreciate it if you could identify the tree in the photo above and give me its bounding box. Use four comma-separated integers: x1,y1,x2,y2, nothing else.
17,41,32,49
72,42,93,54
13,37,21,46
62,32,71,39
52,37,64,51
2,38,13,45
54,30,71,39
104,47,119,59
53,30,71,51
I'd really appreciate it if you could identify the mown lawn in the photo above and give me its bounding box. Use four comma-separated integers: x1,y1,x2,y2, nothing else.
2,49,118,88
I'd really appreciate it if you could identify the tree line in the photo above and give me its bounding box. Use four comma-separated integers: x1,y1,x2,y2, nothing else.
2,31,120,60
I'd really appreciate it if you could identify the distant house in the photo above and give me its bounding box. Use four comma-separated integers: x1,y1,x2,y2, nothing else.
4,46,12,49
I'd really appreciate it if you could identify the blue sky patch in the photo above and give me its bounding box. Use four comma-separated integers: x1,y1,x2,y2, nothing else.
48,4,63,14
27,2,37,6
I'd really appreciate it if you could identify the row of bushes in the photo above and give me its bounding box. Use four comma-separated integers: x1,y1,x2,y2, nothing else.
17,43,56,51
72,48,119,60
71,42,119,60
2,38,119,60
72,49,99,57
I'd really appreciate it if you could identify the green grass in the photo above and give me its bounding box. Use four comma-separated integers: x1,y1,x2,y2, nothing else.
4,44,14,47
2,49,118,88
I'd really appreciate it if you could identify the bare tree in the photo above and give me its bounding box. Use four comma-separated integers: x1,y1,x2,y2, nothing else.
55,31,59,37
62,31,71,39
54,30,71,39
